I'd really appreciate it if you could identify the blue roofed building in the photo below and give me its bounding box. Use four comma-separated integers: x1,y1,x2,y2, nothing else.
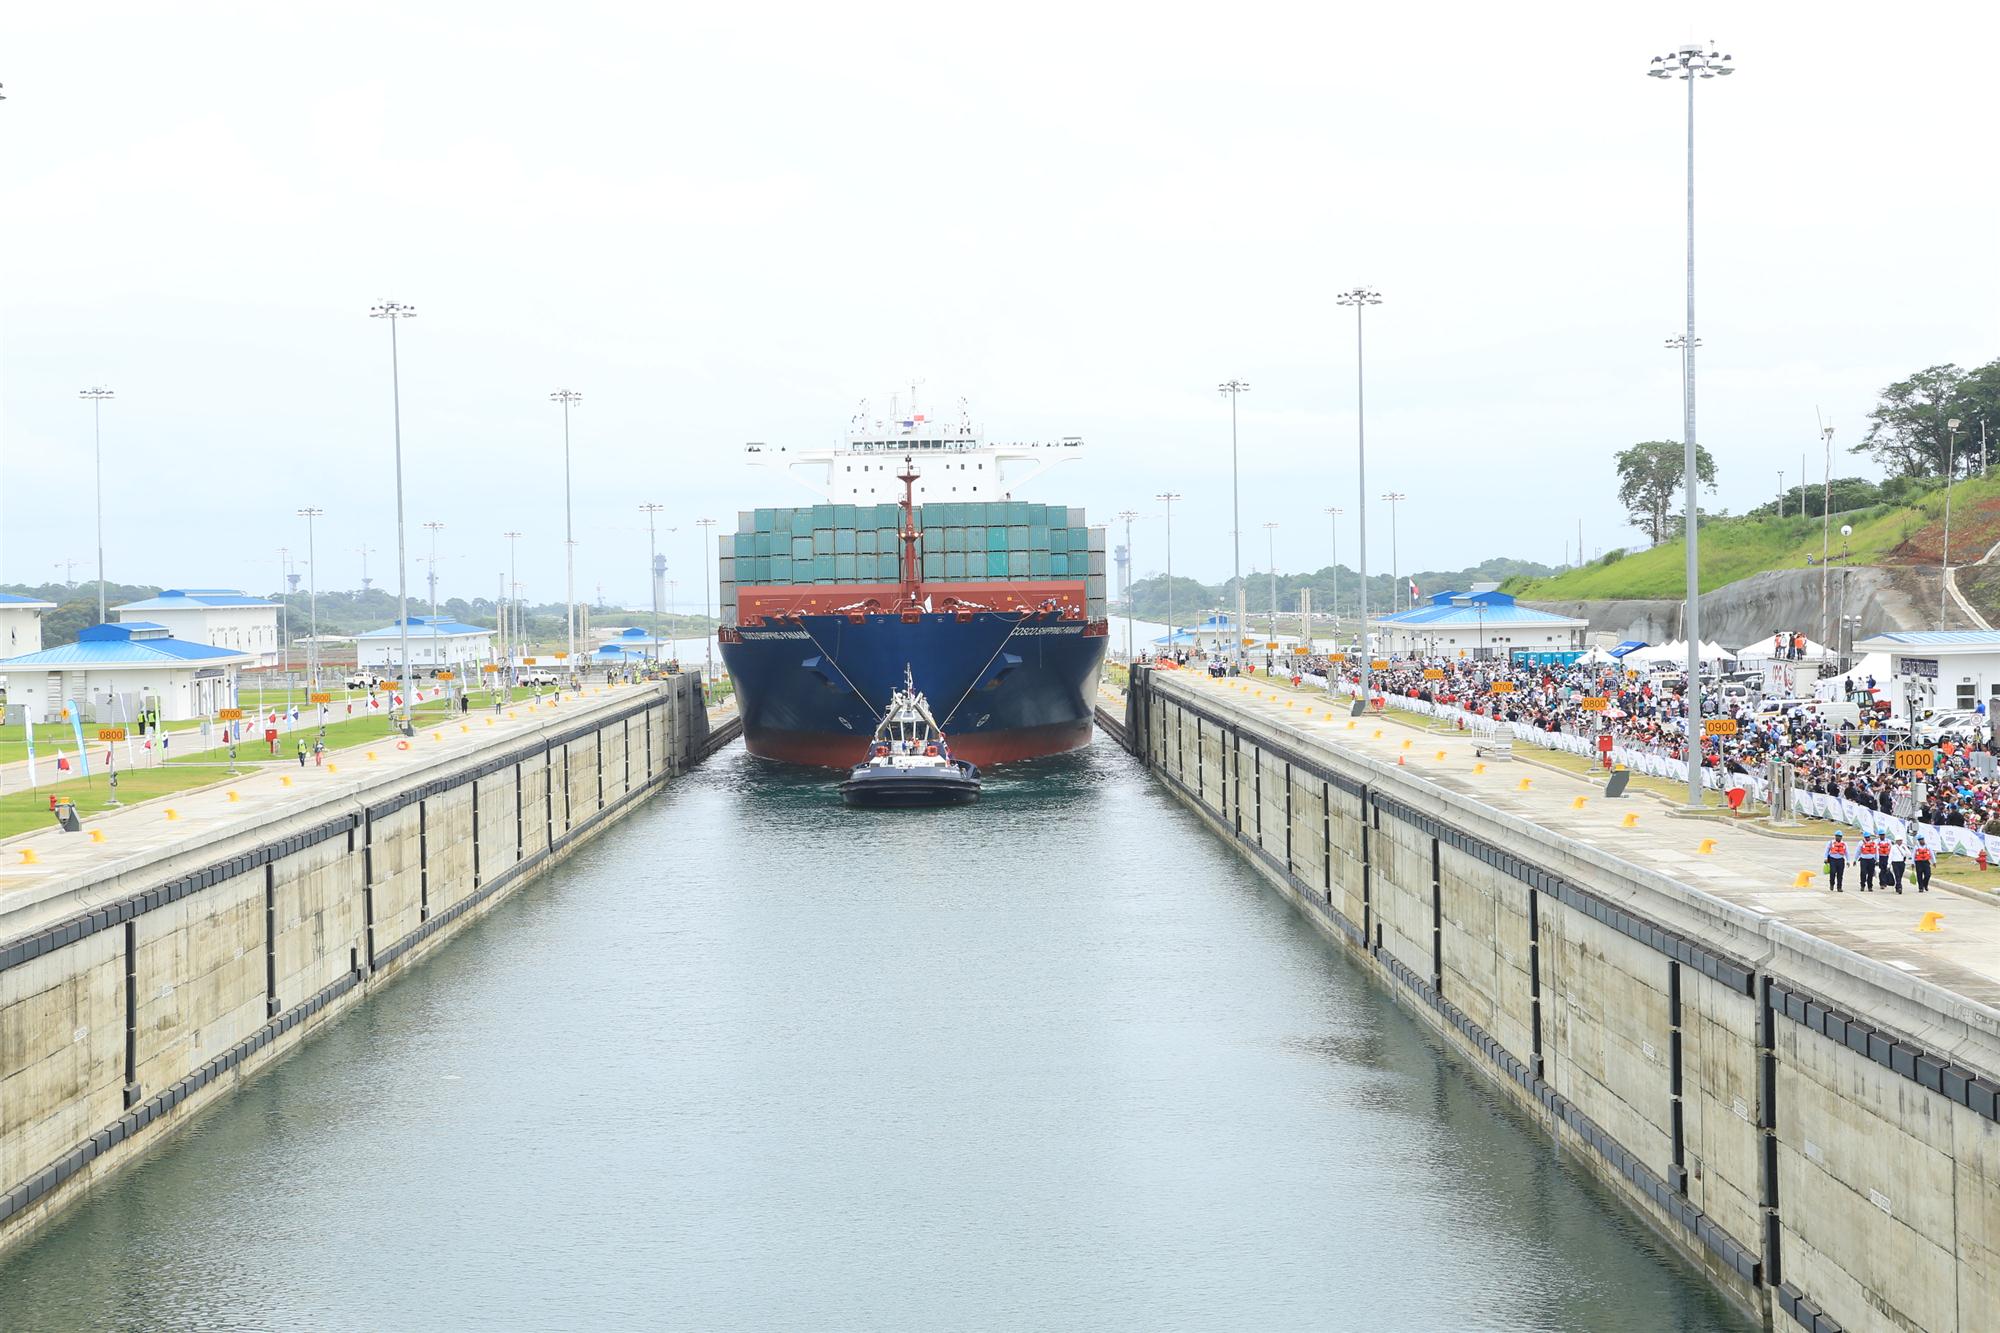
0,592,58,658
0,622,252,722
593,627,673,663
1369,586,1587,660
354,616,496,676
113,588,281,666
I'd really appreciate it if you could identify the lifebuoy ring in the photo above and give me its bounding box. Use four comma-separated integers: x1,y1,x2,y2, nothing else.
396,740,411,751
874,744,890,756
924,744,939,756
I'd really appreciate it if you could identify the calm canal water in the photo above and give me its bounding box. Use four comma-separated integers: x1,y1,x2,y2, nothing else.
0,738,1753,1331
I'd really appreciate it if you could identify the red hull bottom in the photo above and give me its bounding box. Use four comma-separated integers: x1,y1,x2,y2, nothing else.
743,719,1097,769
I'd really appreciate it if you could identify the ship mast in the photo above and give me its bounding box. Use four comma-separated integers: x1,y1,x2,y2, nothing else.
897,454,922,608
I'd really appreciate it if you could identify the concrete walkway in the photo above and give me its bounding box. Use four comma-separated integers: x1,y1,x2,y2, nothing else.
1161,673,2000,1015
0,682,737,942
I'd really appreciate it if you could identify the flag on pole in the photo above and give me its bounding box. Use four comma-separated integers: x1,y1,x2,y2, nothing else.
23,713,37,789
65,700,90,778
1409,580,1420,602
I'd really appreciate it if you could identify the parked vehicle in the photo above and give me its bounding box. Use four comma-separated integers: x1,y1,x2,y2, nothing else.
1917,710,1990,744
345,672,382,689
518,670,559,687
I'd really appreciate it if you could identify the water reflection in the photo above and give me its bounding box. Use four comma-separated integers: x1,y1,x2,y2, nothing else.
0,737,1750,1332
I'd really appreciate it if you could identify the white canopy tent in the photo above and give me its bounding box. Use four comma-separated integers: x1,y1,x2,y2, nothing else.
1623,640,1733,668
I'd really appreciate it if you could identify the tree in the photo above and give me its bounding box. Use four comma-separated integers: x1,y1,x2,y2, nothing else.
1615,440,1717,545
1849,357,2000,479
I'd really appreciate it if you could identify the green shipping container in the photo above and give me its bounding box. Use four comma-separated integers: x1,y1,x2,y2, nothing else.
813,529,834,556
1050,528,1070,554
874,503,899,527
772,510,793,536
1046,505,1069,528
1030,550,1051,578
770,561,791,584
986,551,1008,578
755,508,776,533
835,554,856,580
1004,501,1029,525
941,528,963,552
1029,524,1049,549
1009,551,1030,576
814,554,836,580
856,529,878,554
1051,554,1069,577
1008,526,1029,551
1069,526,1087,550
987,526,1007,552
792,536,813,560
857,554,878,581
945,552,966,578
812,504,835,528
793,557,814,581
733,532,754,557
834,503,857,528
924,552,945,578
834,528,856,555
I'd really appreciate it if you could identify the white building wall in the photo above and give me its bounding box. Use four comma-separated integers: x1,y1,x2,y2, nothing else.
7,664,240,724
1884,650,2000,716
118,606,280,665
0,608,45,657
356,632,494,672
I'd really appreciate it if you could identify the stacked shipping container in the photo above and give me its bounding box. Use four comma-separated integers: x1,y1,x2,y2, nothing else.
718,503,1108,625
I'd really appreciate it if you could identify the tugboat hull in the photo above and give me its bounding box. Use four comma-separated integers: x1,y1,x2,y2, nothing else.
840,763,982,808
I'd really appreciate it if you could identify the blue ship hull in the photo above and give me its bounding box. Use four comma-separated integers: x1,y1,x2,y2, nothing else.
720,611,1107,767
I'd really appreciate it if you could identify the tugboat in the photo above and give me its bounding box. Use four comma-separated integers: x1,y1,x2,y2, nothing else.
840,670,982,808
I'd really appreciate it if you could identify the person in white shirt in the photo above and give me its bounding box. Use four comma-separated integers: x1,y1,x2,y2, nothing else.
1887,837,1907,894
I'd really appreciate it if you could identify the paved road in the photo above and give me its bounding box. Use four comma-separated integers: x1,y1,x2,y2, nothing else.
1153,672,2000,1015
0,682,738,941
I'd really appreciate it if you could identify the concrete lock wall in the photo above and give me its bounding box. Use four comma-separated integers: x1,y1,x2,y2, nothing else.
0,675,730,1256
1122,667,2000,1333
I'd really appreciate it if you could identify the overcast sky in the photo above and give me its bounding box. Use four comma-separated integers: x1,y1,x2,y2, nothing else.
4,2,1996,613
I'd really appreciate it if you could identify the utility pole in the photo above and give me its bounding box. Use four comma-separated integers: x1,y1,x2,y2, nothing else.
1381,494,1407,612
297,508,324,691
550,389,583,673
369,300,418,724
696,518,718,681
1263,522,1280,653
1944,417,1963,623
79,387,114,622
1155,493,1180,658
278,547,292,716
639,503,666,665
1117,509,1139,662
1777,470,1784,519
1325,507,1342,634
503,531,523,671
1218,380,1250,670
423,520,445,684
1648,40,1735,807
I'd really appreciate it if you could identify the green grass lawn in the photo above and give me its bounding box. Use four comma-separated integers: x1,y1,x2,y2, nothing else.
0,684,586,838
1505,472,2000,601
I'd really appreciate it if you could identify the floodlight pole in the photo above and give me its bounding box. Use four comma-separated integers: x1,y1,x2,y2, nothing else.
696,517,718,681
1336,287,1381,710
369,300,418,722
550,389,583,673
640,503,666,665
1155,492,1180,659
79,387,114,622
1117,509,1139,662
297,508,323,690
1325,506,1343,635
1943,417,1963,622
1218,380,1250,669
1649,40,1734,806
1264,521,1279,654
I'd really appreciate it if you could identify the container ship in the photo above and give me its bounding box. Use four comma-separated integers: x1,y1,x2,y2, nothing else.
716,408,1109,768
